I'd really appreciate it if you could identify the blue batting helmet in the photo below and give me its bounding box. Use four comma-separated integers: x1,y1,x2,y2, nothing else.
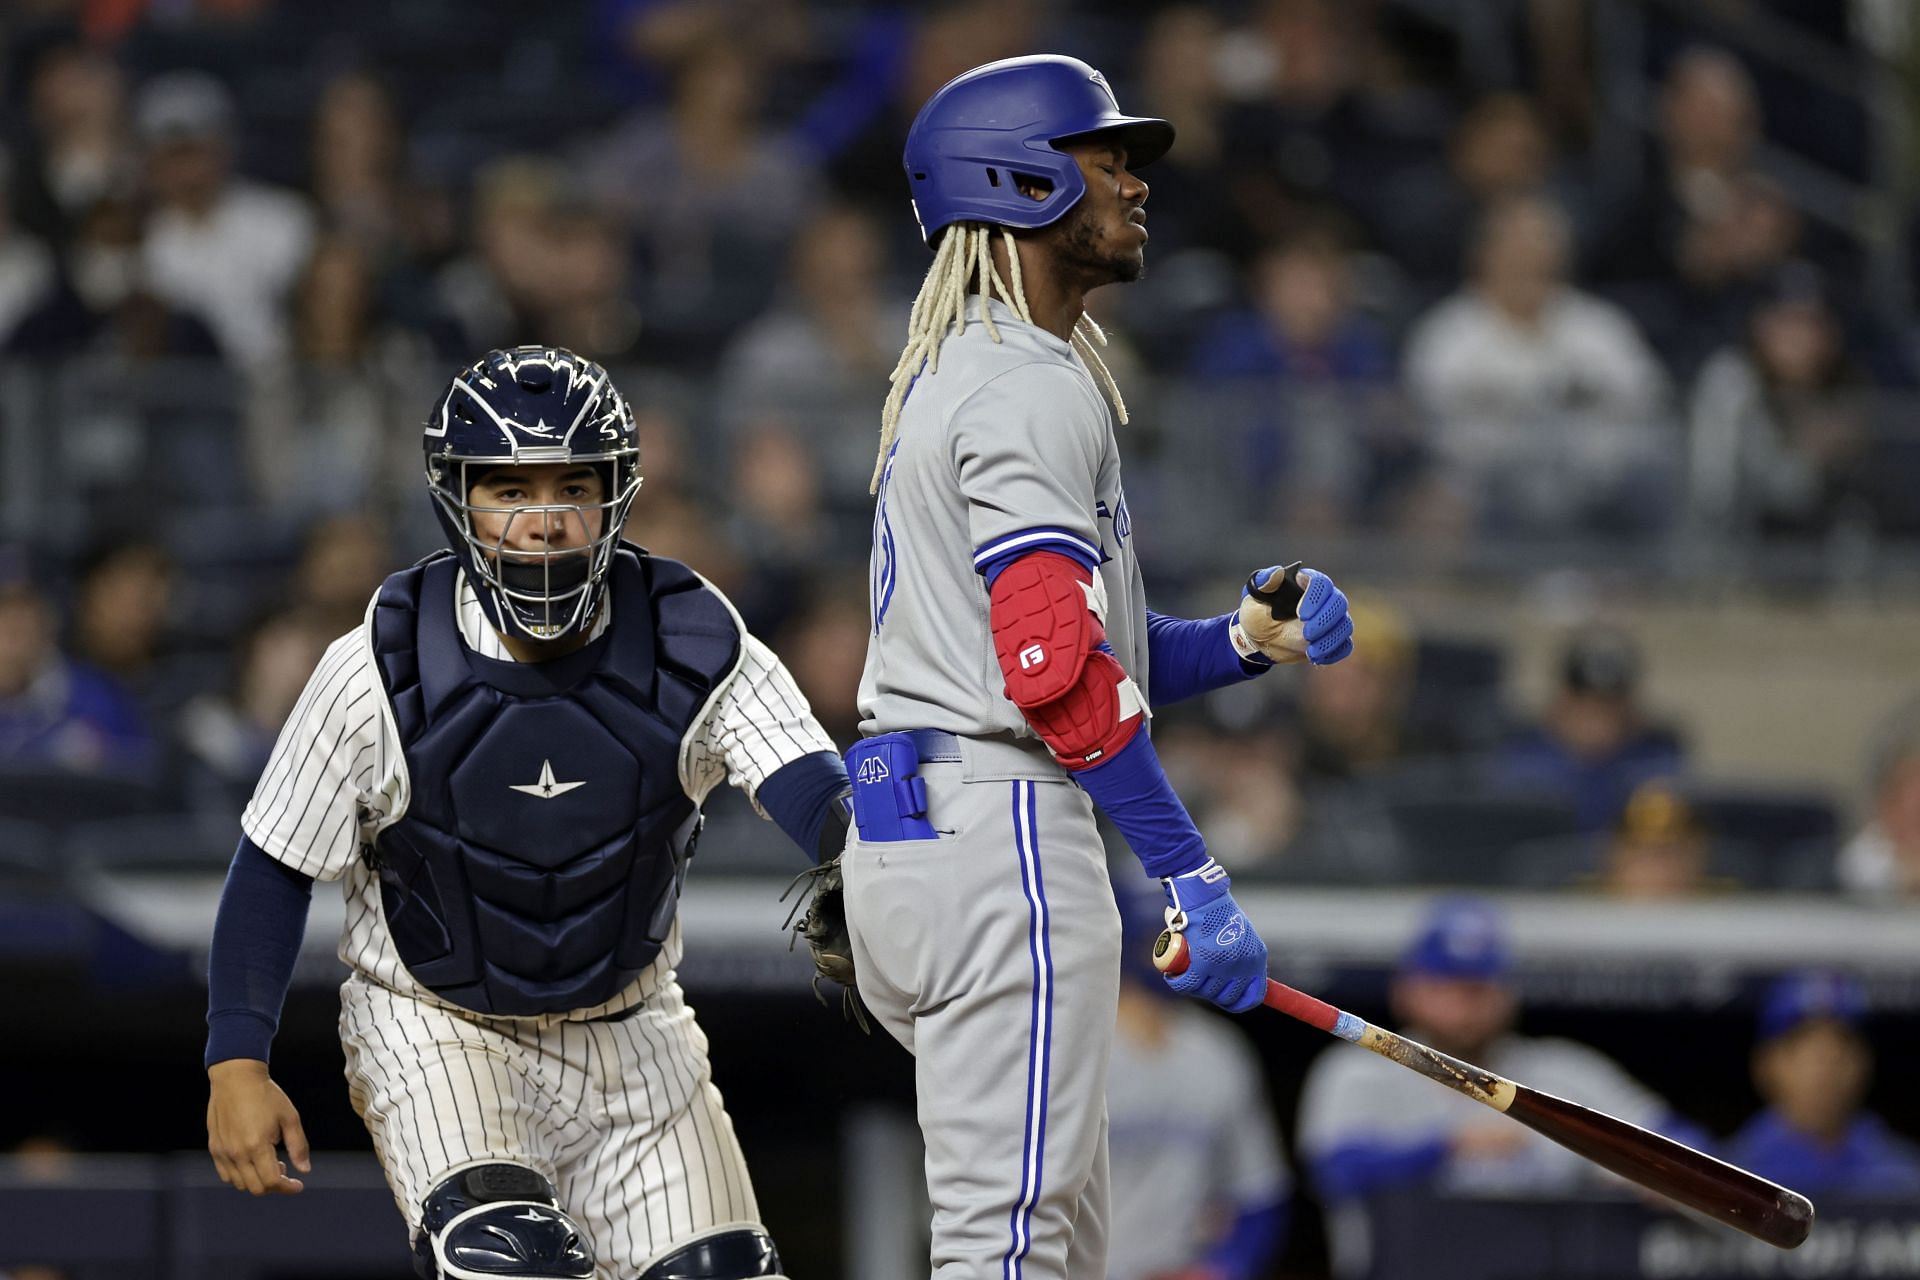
423,347,642,642
903,54,1174,246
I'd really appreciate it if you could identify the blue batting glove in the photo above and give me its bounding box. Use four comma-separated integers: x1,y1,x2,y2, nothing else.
1159,859,1269,1013
1235,565,1355,666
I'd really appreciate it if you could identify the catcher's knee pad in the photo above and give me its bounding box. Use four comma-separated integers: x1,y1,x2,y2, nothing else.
413,1161,595,1280
635,1225,785,1279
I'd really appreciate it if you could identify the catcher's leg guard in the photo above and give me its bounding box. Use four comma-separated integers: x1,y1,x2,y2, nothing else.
635,1225,785,1279
413,1161,595,1280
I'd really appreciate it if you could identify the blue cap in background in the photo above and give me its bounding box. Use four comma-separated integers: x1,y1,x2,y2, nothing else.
1400,897,1512,980
1759,971,1867,1042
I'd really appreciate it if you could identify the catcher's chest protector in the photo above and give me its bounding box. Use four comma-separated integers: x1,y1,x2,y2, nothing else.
369,547,741,1015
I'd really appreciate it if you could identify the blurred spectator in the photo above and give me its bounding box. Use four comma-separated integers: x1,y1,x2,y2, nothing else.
1492,628,1685,831
1687,263,1871,540
1405,195,1672,533
434,157,640,362
291,512,390,636
0,549,152,773
1374,94,1563,289
767,576,867,744
715,202,901,499
6,191,222,361
1728,972,1920,1196
1189,223,1396,527
1128,5,1256,266
823,0,1037,213
585,36,824,352
1597,49,1805,374
1297,595,1416,781
308,71,404,253
1297,899,1694,1255
67,536,174,690
1149,699,1401,886
1597,780,1716,897
1600,48,1762,288
0,154,57,348
136,71,316,369
11,42,130,249
1838,698,1920,897
594,0,813,106
174,607,329,811
1106,871,1289,1280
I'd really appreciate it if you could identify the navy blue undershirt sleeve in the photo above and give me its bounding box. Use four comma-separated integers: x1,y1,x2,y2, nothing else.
1145,609,1270,705
1311,1138,1452,1200
1204,1200,1289,1280
754,750,852,864
1073,730,1208,879
205,836,315,1068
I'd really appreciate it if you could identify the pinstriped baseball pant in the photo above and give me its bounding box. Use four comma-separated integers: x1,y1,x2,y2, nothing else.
843,769,1122,1280
340,973,763,1279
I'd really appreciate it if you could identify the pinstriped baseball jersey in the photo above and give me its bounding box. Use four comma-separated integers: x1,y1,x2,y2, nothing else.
243,567,832,1017
247,560,832,1276
858,295,1147,739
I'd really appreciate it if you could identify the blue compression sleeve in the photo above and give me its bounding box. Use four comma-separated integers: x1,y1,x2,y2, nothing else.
1203,1200,1289,1280
1145,610,1269,705
1073,730,1208,878
1312,1138,1451,1200
205,836,314,1068
755,750,852,865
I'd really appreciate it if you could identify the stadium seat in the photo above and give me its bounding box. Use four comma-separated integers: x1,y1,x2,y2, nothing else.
1379,790,1583,886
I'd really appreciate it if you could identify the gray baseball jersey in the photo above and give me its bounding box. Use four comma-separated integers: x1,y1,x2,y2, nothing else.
1106,1002,1291,1280
859,296,1147,739
246,567,834,1277
846,296,1149,1280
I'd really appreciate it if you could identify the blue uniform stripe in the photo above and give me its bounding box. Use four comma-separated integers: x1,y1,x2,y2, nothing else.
1005,780,1053,1278
972,527,1100,569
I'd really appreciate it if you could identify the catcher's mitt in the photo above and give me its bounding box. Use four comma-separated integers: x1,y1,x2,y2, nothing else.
781,857,869,1032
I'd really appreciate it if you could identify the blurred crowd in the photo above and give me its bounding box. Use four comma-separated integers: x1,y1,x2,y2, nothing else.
2,0,1920,904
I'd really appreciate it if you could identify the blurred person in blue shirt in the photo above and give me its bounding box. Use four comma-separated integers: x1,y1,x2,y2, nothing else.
1106,872,1289,1280
1188,223,1399,530
1298,899,1695,1205
1493,627,1685,831
1728,972,1920,1197
0,548,152,774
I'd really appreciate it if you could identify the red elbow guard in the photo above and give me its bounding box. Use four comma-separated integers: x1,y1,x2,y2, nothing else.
989,552,1144,769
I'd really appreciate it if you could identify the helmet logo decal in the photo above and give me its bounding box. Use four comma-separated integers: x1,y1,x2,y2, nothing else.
521,417,559,438
1089,70,1117,108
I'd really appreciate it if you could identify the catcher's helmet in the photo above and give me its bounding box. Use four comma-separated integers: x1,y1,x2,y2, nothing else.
903,53,1174,246
423,346,642,642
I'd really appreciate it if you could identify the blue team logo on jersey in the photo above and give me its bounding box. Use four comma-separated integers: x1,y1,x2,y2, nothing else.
1094,492,1132,561
871,444,900,632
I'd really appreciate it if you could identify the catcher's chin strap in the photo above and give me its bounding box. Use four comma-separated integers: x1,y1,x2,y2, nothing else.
780,790,871,1033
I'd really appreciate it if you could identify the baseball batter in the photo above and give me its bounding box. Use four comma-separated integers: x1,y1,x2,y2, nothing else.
841,55,1355,1280
203,347,852,1280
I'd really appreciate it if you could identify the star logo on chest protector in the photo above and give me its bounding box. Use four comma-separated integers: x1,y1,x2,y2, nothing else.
509,759,586,799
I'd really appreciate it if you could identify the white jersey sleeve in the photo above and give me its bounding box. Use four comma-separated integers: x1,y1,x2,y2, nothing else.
681,631,839,810
240,627,402,882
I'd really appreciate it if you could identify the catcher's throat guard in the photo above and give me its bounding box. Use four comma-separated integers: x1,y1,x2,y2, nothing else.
845,734,938,842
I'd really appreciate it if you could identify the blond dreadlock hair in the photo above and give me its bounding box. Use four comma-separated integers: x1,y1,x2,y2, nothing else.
870,222,1129,493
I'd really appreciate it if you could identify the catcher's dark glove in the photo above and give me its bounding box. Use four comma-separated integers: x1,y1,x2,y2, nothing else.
781,856,869,1032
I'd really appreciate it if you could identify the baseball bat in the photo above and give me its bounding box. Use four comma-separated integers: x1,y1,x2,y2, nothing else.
1152,930,1814,1250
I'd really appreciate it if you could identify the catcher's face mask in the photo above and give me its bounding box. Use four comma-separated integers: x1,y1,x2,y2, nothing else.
438,458,639,641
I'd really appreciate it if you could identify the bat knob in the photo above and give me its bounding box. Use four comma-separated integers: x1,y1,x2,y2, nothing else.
1246,562,1306,623
1151,930,1190,976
